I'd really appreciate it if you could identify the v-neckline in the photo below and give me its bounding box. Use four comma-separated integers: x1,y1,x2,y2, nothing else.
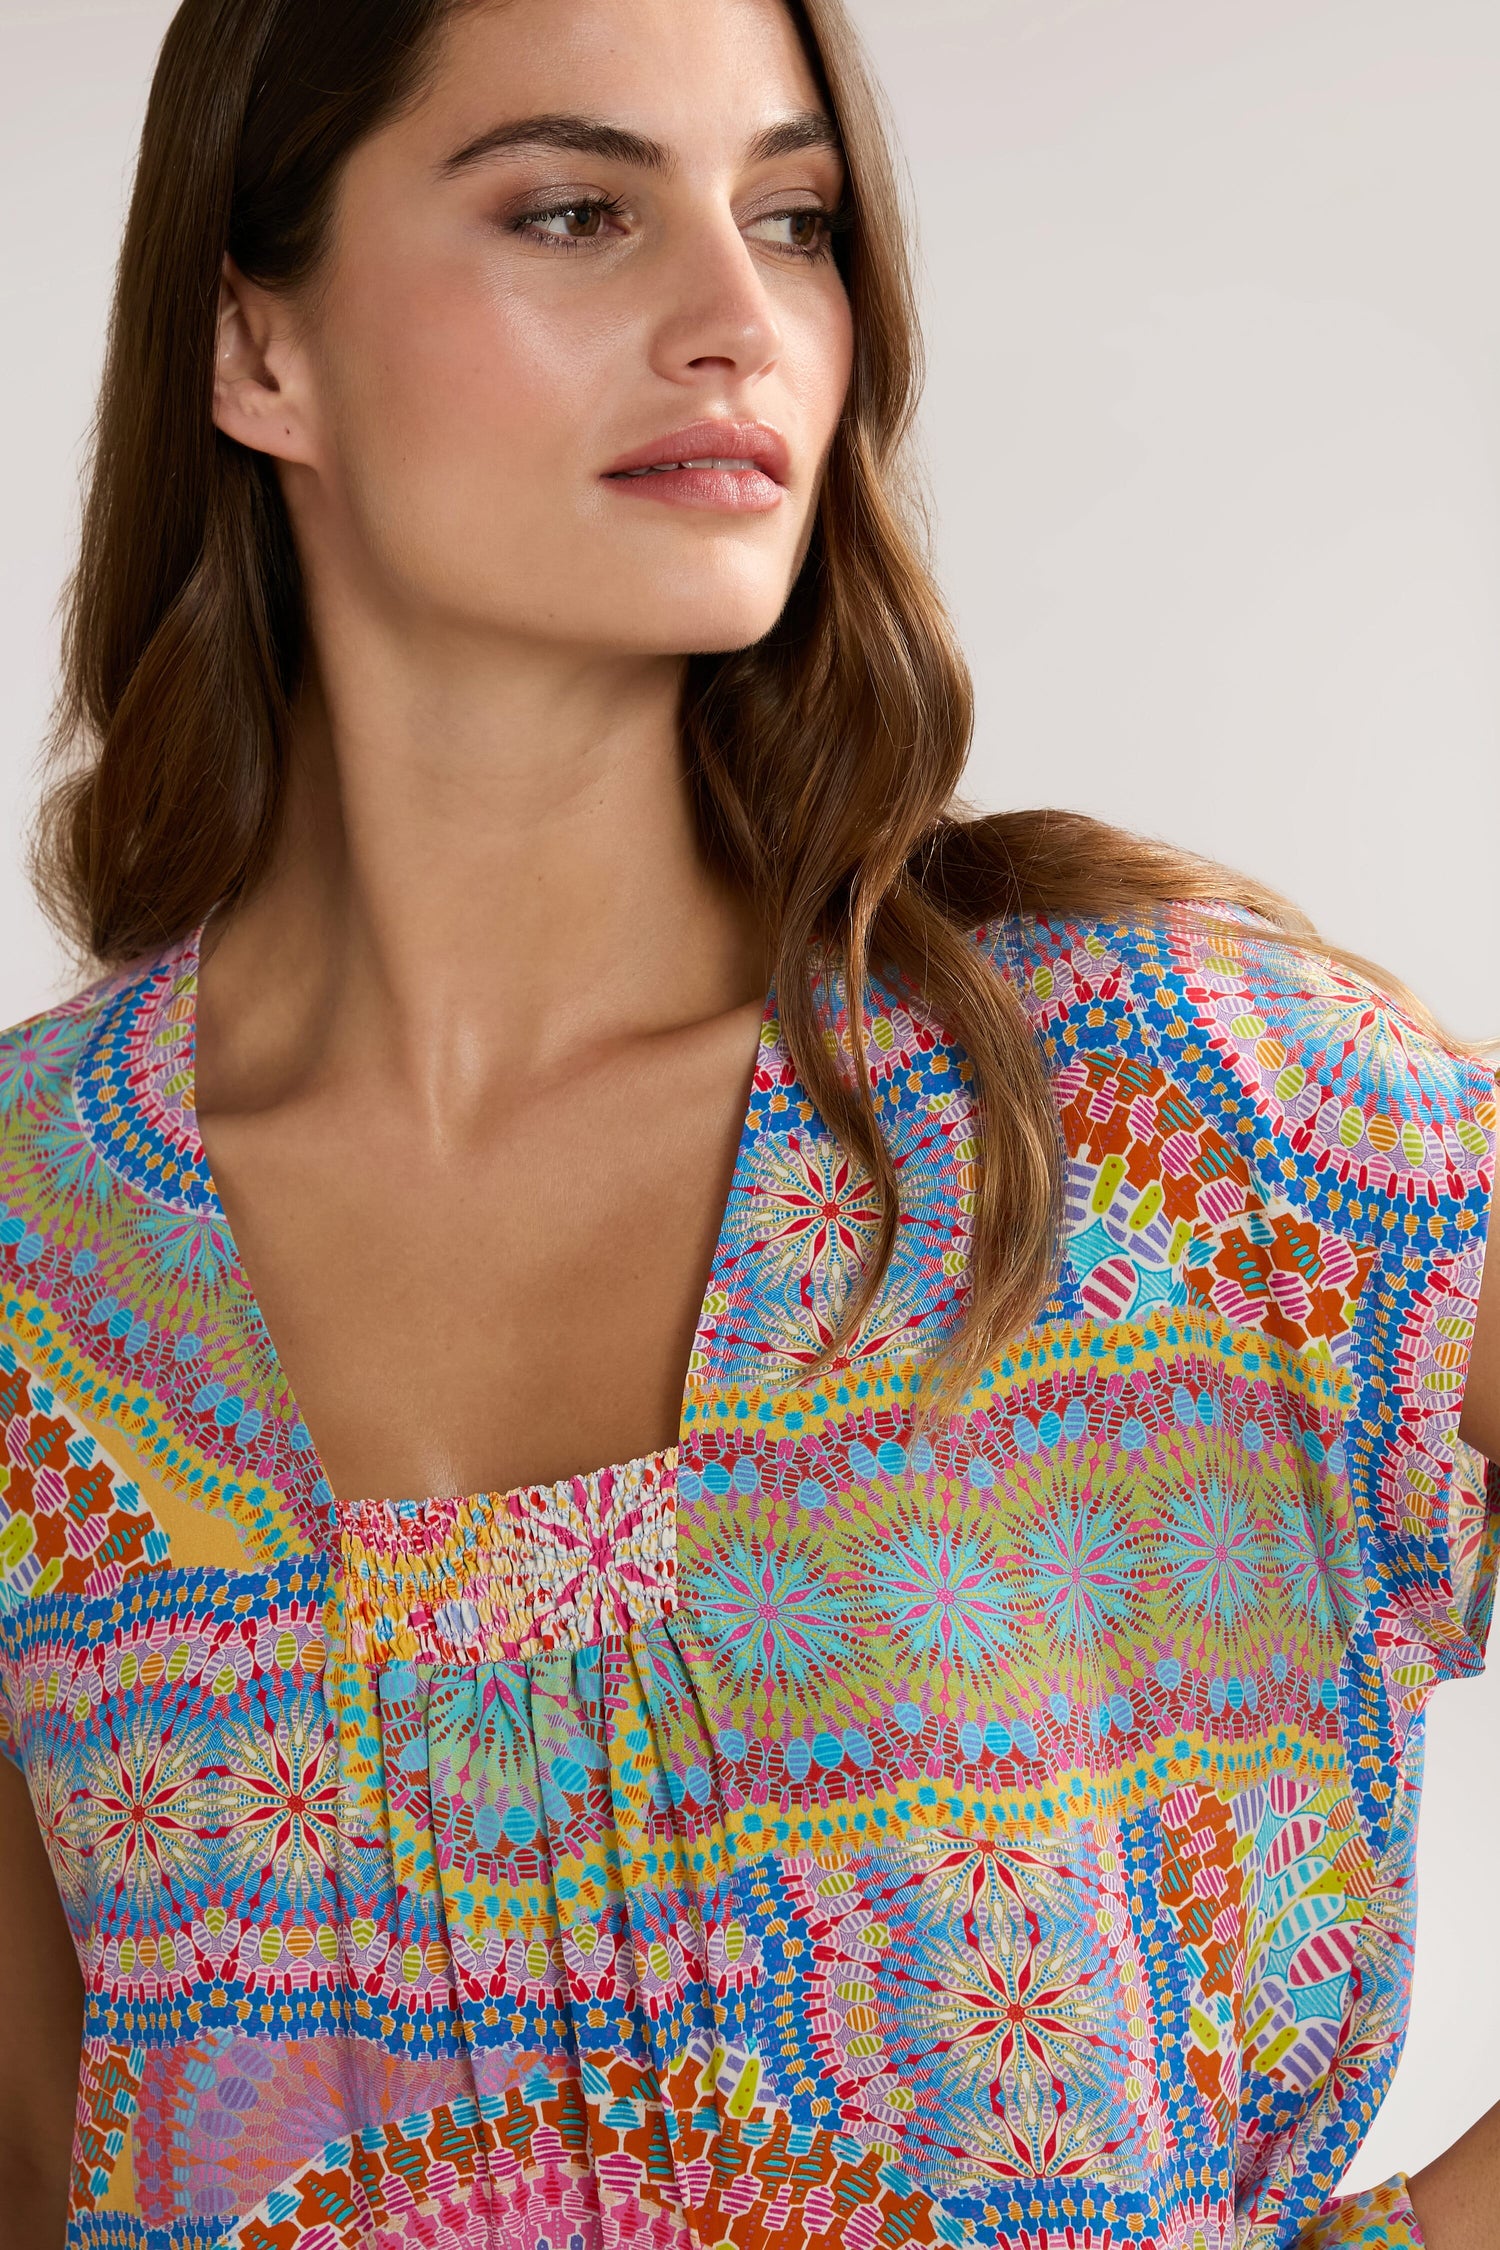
176,923,775,1525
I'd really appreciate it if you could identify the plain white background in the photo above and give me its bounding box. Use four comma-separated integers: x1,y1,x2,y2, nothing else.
1,0,1496,2195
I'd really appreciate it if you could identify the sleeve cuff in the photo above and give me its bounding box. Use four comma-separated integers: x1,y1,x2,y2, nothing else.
1295,2176,1424,2249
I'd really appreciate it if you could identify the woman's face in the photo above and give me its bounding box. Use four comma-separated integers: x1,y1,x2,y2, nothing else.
259,0,855,660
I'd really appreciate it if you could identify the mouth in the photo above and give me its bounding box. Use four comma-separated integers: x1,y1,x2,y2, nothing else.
615,455,765,478
601,421,790,514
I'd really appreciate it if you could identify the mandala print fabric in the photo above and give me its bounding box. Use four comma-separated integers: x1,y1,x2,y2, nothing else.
0,907,1493,2250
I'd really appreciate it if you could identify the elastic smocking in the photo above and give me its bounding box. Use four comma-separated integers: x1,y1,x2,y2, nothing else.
337,1447,679,1667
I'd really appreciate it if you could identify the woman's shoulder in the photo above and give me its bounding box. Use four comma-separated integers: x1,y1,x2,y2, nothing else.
972,900,1497,1757
0,968,127,1123
976,899,1497,1250
0,940,190,1176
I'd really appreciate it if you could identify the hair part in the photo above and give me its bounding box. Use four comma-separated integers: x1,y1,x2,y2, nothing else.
35,0,1448,1403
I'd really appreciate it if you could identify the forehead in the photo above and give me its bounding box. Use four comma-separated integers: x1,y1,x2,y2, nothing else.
408,0,829,160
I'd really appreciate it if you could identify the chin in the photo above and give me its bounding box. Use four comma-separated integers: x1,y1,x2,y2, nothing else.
634,587,800,659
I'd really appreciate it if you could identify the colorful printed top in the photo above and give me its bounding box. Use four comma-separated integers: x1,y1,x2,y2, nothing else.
0,907,1493,2250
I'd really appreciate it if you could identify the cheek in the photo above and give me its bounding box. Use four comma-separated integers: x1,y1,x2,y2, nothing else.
318,255,617,563
787,279,856,454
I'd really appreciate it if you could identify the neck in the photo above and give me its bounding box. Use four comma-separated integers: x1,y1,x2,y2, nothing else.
198,625,764,1127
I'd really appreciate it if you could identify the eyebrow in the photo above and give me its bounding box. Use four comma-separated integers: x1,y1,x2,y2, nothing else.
438,108,842,178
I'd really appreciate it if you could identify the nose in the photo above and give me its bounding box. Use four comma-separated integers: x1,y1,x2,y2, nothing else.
647,213,784,391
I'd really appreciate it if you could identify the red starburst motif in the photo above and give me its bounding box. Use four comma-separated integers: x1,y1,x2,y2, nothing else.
76,1719,209,1908
747,1134,882,1301
204,1727,342,1895
871,1842,1134,2181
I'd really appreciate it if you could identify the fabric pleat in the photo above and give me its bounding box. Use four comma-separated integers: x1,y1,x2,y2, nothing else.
307,1453,696,2250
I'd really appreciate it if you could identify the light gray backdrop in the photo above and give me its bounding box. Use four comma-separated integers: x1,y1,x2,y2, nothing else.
2,0,1496,2193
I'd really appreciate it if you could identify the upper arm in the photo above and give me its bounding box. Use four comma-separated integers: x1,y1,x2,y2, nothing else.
1459,1179,1500,1463
0,1750,82,2243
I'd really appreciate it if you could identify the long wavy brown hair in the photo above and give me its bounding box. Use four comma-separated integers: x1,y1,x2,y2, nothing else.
35,0,1398,1395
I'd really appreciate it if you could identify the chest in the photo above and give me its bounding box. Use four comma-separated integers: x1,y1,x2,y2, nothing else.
195,1008,763,1504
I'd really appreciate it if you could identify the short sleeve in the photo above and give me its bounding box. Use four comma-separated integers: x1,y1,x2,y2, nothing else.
1292,2174,1424,2248
1149,907,1498,1737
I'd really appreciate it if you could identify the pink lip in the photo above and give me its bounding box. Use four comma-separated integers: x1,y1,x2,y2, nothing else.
601,420,789,513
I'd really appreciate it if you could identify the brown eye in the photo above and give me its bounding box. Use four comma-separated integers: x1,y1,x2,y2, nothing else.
747,209,834,258
532,205,602,241
514,197,624,249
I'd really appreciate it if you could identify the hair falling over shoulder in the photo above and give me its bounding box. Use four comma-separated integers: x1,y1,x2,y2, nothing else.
33,0,1440,1401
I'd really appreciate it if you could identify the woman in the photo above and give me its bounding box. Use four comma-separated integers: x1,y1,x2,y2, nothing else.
1,0,1495,2244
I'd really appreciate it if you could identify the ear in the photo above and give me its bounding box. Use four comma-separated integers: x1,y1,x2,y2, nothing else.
212,255,314,464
